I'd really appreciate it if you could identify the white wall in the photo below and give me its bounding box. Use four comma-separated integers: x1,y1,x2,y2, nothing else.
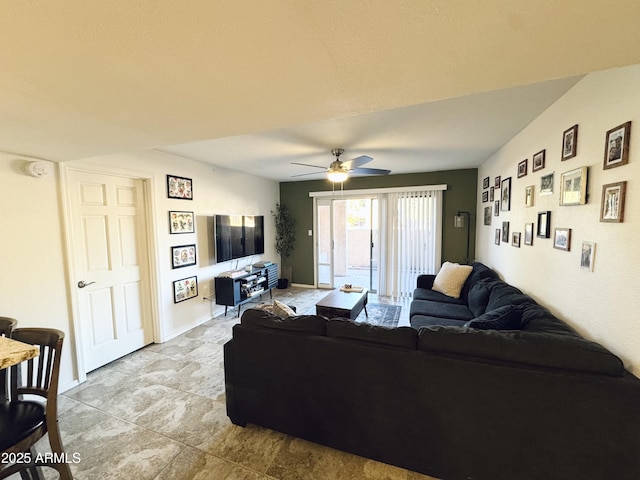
0,155,77,388
476,63,640,377
0,150,279,391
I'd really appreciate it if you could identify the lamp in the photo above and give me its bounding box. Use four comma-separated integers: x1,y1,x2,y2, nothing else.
454,210,471,264
327,169,348,183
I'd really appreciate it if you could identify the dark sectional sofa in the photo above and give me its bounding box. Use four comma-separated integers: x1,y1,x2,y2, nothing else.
224,262,640,480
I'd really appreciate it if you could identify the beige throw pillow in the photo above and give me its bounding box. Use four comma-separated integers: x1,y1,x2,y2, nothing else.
273,299,296,317
432,262,473,299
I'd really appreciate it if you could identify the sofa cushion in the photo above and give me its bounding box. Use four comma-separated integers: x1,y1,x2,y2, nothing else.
273,299,297,317
467,278,498,317
412,288,467,305
417,326,624,376
411,315,468,329
432,262,473,298
459,262,500,301
465,305,524,330
410,299,474,320
242,309,326,335
326,318,418,349
485,281,534,311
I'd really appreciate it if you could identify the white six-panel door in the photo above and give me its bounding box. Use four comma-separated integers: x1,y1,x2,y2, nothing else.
67,170,153,372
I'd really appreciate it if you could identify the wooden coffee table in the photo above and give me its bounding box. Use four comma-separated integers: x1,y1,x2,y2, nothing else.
316,288,368,320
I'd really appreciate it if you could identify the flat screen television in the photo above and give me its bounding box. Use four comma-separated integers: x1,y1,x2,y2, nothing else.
214,214,264,263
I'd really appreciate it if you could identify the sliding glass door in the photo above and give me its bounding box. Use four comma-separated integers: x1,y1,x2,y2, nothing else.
315,196,379,292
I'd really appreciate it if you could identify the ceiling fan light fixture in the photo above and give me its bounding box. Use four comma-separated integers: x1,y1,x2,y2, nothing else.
327,170,348,183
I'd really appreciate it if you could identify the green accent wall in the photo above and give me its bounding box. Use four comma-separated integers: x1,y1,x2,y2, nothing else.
279,169,477,285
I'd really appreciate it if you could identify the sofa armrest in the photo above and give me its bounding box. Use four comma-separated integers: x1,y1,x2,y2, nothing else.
416,274,436,290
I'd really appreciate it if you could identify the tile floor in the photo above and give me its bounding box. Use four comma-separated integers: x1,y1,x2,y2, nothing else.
34,287,439,480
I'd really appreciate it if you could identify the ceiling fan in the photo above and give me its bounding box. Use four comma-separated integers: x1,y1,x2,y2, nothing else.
291,148,391,182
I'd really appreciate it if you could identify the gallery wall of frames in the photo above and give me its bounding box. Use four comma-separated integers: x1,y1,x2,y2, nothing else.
480,120,630,273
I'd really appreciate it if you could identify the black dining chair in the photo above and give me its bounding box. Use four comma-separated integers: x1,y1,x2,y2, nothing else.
0,328,72,480
0,317,17,404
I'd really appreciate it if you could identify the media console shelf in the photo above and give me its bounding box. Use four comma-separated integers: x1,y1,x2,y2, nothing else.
214,263,278,317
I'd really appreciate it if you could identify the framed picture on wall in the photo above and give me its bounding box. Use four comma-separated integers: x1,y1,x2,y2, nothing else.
495,228,501,245
525,185,534,207
603,121,631,169
495,176,501,188
494,200,500,216
559,167,588,206
533,149,546,171
483,176,490,189
511,232,521,247
580,241,596,271
167,174,193,199
171,244,196,269
169,211,195,234
490,186,495,202
553,228,571,251
517,159,528,178
484,206,492,226
501,221,510,243
173,276,198,303
562,124,578,160
501,177,511,211
482,191,489,203
540,172,554,196
524,223,534,246
600,181,627,222
537,211,551,238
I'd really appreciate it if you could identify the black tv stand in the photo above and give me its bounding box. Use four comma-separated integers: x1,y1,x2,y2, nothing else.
214,264,278,317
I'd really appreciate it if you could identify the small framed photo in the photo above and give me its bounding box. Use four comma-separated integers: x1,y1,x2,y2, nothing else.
540,172,554,196
553,228,571,251
173,276,198,303
517,159,528,178
512,232,521,248
482,191,489,203
525,185,534,207
495,228,501,245
533,149,546,171
580,241,596,271
537,211,551,238
169,211,195,234
167,174,193,200
600,181,627,222
524,223,534,246
490,186,495,202
562,125,578,161
494,176,501,188
559,166,588,206
603,121,631,169
484,206,492,226
494,200,500,216
171,244,196,269
501,221,510,243
500,177,511,211
483,176,490,189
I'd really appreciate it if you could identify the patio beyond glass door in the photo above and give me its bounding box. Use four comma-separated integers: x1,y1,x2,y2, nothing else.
315,196,379,292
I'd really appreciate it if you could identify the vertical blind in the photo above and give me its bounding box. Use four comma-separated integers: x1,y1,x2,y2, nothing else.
383,189,442,297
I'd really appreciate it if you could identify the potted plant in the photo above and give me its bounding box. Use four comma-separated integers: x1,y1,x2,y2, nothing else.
271,203,296,288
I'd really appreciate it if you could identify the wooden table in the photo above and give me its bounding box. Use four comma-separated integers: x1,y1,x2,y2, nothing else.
0,336,39,370
316,288,368,320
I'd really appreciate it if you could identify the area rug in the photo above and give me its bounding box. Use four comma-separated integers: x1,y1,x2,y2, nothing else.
355,303,401,328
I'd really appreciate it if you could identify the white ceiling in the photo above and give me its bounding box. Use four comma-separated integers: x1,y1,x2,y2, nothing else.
2,2,640,181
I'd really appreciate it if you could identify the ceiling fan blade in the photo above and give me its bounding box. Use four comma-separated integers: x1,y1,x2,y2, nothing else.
351,167,391,175
291,162,327,169
291,171,326,178
341,155,373,169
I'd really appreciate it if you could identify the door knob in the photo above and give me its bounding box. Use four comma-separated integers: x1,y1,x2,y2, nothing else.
77,280,96,289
